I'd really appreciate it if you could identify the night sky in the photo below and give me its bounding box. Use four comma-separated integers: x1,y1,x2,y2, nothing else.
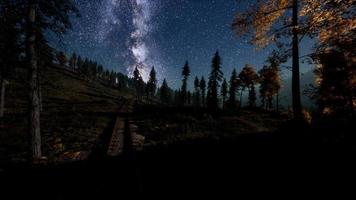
52,0,313,89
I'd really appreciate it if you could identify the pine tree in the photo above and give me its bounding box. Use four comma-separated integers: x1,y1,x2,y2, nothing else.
187,91,192,105
56,51,67,66
221,79,228,109
104,70,110,80
174,90,180,106
109,70,115,84
199,76,206,107
147,67,157,99
133,67,145,100
249,85,257,107
181,61,190,105
91,61,98,77
97,65,103,78
159,79,172,104
194,76,201,107
228,69,239,108
25,0,78,160
82,58,89,75
69,52,77,69
207,51,223,110
77,56,83,70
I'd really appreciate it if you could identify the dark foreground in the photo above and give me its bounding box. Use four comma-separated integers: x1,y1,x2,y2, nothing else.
1,122,356,198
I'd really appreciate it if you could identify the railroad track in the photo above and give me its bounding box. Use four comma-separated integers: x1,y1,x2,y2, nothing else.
107,99,144,156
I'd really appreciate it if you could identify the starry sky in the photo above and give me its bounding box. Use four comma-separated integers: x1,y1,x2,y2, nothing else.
53,0,313,89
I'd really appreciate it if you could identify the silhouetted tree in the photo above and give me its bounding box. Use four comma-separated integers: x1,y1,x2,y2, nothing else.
221,79,228,109
26,0,78,160
133,67,145,100
181,61,190,105
56,51,67,66
109,70,116,83
77,55,83,70
239,64,258,107
259,61,282,110
81,58,89,75
97,65,103,78
313,49,355,117
200,76,206,106
174,90,180,106
159,79,172,104
147,67,157,99
187,91,192,105
249,85,257,107
207,51,223,110
228,69,239,109
69,52,77,69
194,76,201,107
92,61,98,77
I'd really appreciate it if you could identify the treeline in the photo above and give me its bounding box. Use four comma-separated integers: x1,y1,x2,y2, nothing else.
133,51,282,112
56,51,131,90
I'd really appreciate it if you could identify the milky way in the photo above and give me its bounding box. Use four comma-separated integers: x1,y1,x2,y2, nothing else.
98,0,161,82
58,0,311,89
129,0,154,81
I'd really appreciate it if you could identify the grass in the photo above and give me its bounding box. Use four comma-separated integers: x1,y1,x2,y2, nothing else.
0,65,129,163
133,105,287,147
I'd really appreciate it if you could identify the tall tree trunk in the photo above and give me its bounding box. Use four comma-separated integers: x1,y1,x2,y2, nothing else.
0,78,6,118
38,69,43,112
292,0,303,121
222,97,225,109
276,92,279,113
27,2,41,160
240,91,243,108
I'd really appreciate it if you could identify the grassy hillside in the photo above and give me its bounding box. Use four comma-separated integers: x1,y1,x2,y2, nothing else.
0,65,132,163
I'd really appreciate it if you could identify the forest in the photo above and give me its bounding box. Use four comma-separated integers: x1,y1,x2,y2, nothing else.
0,0,355,197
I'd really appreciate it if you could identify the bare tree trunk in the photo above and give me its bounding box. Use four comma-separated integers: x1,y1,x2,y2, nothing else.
292,0,303,121
37,69,43,112
0,78,7,118
27,2,41,160
222,97,225,110
276,92,279,113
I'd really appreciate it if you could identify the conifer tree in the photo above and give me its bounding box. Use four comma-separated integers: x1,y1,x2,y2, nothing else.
159,79,172,104
26,0,78,160
207,51,223,110
194,76,201,107
147,67,157,99
249,85,257,107
228,69,239,108
133,67,145,100
200,76,206,107
181,61,190,105
221,79,228,109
